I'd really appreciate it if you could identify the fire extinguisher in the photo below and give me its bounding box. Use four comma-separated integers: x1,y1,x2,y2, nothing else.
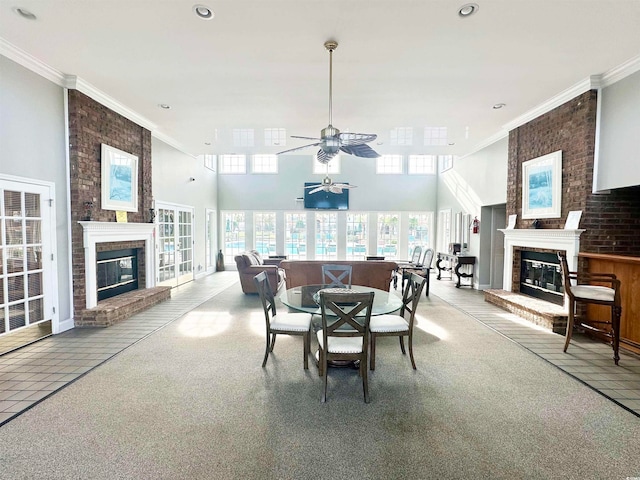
472,216,480,234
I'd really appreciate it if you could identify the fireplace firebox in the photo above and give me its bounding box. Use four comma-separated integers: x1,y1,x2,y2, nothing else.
96,248,139,301
519,251,564,306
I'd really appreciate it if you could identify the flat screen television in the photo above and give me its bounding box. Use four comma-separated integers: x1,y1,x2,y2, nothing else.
303,182,349,210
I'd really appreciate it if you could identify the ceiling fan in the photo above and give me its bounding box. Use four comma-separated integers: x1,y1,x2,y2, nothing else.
305,170,357,195
277,40,380,164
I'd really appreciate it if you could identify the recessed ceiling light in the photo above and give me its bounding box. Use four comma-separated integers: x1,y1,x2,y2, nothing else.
13,7,37,20
193,4,214,20
493,103,506,109
158,104,171,110
458,3,479,17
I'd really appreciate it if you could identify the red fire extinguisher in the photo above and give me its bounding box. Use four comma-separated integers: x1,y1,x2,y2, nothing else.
472,216,480,234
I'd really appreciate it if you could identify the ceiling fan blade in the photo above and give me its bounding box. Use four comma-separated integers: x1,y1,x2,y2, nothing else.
317,149,338,164
276,142,321,155
333,182,357,189
338,133,377,145
340,144,380,158
291,135,322,141
308,185,326,194
329,185,343,194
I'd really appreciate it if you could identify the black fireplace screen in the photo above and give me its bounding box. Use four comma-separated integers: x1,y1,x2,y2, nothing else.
96,248,139,301
520,251,564,306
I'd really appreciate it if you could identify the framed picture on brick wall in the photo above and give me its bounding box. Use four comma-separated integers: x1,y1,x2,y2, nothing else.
522,150,562,219
101,144,138,212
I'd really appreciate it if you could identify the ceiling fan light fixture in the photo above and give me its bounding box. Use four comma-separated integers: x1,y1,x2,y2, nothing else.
458,3,479,17
193,4,214,20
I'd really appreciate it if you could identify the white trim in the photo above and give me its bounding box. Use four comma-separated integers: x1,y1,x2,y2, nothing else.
0,38,65,85
498,228,584,292
600,54,640,87
63,88,75,332
79,222,156,309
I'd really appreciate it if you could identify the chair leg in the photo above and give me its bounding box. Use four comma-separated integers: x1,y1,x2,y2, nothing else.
399,335,406,355
362,354,370,403
262,331,271,367
408,332,416,370
425,271,430,297
321,352,328,402
370,333,377,371
612,305,622,365
270,333,276,351
303,331,310,370
564,301,575,353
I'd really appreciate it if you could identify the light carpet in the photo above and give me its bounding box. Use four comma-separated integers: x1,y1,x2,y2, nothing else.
1,284,639,479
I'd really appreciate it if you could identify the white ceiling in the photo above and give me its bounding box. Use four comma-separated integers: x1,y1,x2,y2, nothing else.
2,0,640,158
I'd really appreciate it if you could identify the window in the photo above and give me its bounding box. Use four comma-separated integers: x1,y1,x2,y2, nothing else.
408,155,436,174
424,126,448,146
377,213,399,259
438,209,452,253
254,212,276,256
203,154,216,172
376,155,403,174
264,128,286,147
222,212,245,257
285,213,307,259
252,155,278,173
233,128,254,147
313,156,340,174
439,155,454,172
408,212,434,253
346,213,368,260
220,154,246,174
390,127,413,146
315,212,338,260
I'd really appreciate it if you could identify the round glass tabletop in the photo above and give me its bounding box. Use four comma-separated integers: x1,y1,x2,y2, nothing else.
279,284,402,316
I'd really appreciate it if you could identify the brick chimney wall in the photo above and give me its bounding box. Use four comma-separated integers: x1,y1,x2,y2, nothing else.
68,90,153,319
507,90,640,258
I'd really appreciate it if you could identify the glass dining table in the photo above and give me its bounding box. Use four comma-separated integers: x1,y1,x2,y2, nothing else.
279,284,403,317
279,284,403,368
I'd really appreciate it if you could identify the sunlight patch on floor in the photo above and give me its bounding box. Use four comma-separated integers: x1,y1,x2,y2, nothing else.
177,310,232,337
248,311,268,337
495,312,555,333
414,314,449,340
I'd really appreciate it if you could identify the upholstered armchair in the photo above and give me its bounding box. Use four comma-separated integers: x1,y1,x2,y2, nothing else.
234,250,285,294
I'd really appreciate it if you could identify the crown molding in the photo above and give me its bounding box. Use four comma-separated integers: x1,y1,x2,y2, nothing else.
0,37,65,85
64,75,158,132
600,53,640,87
152,131,197,158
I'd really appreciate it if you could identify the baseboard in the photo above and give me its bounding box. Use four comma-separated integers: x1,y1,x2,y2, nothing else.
56,316,75,334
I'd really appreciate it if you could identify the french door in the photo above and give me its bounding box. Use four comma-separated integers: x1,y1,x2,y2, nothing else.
0,177,57,353
156,202,194,287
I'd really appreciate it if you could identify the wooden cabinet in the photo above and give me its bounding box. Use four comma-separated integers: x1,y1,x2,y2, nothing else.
580,253,640,355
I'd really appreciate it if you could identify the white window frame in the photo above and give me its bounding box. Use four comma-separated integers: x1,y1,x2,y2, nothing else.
252,155,278,174
390,127,413,146
233,128,254,147
254,212,277,256
408,155,437,175
376,155,403,174
424,126,448,146
203,154,216,172
264,128,286,147
220,154,247,174
439,155,454,173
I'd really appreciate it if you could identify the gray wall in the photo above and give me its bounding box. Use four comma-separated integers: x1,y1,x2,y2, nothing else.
151,138,218,275
0,56,72,324
217,154,437,212
596,69,640,191
437,137,508,287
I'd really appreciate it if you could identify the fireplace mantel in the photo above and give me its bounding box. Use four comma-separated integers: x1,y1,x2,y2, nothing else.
79,221,156,309
498,228,585,292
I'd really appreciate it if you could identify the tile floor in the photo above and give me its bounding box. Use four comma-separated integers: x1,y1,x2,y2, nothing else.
1,271,639,427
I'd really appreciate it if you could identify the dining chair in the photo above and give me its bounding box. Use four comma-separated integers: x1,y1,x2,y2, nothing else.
392,245,422,289
321,264,353,288
557,252,622,365
254,271,312,369
399,248,434,296
317,290,374,403
369,272,426,370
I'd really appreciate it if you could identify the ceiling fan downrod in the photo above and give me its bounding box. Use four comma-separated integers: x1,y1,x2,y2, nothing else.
324,40,338,129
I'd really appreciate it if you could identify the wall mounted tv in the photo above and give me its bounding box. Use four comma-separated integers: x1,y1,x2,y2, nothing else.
303,183,349,210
